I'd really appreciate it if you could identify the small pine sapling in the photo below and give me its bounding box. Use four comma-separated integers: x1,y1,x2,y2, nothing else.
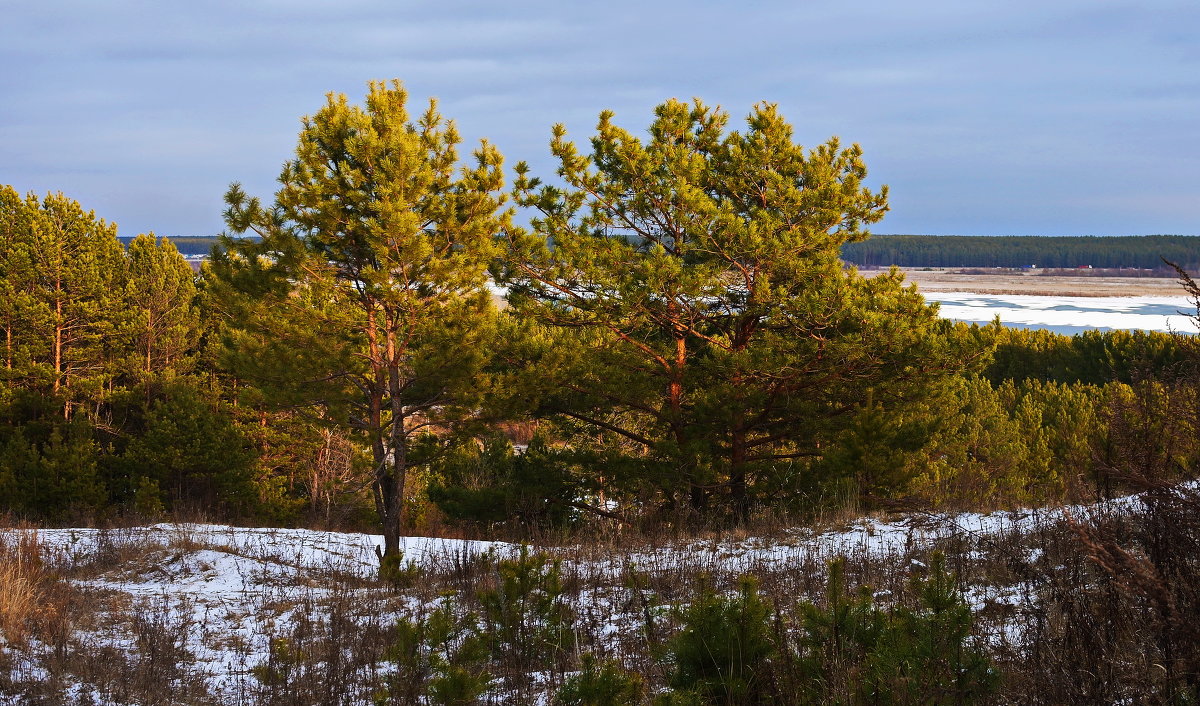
554,653,646,705
477,547,575,690
381,600,492,706
662,575,777,705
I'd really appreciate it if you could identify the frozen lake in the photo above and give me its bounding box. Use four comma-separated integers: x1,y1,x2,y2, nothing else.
925,293,1199,335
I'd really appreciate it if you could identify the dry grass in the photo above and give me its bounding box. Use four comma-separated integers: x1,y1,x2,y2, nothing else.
0,558,37,647
3,489,1200,703
0,527,67,649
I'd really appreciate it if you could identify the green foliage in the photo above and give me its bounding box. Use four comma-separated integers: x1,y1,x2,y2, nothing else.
382,601,492,706
810,390,941,509
793,558,886,699
795,556,997,705
427,435,577,530
0,186,127,410
843,234,1200,270
906,376,1056,507
0,411,106,520
119,384,255,515
0,186,259,521
1094,378,1198,495
870,555,998,705
662,575,776,705
209,80,507,559
477,547,574,683
123,234,200,387
987,326,1189,386
378,550,422,589
555,653,646,706
504,99,974,520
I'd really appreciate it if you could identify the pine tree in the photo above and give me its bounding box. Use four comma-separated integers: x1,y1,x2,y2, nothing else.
0,187,127,417
504,100,972,519
208,81,506,562
123,234,200,387
0,186,36,385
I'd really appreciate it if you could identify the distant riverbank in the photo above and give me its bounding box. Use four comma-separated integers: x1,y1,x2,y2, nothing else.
891,267,1187,298
922,291,1197,335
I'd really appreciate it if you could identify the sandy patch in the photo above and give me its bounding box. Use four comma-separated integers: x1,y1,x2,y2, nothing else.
879,268,1188,297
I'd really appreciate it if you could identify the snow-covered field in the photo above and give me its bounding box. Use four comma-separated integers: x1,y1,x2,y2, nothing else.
0,489,1155,704
925,293,1198,334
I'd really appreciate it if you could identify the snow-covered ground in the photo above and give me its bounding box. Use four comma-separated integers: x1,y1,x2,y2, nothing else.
0,489,1160,704
925,293,1198,334
2,525,520,704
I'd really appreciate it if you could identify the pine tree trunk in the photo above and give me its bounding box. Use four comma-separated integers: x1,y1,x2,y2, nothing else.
366,313,401,561
670,326,706,512
731,424,749,523
386,350,408,560
375,326,410,565
54,296,63,394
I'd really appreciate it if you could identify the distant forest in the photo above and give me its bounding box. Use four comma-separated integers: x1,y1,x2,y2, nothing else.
129,234,1200,270
118,235,223,256
843,234,1200,269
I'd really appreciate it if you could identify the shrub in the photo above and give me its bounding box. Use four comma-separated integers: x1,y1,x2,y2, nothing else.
382,601,492,706
477,547,575,689
795,555,998,705
662,575,776,705
555,653,645,705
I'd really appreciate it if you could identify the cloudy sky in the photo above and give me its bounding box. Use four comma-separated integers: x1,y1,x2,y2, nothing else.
2,0,1196,237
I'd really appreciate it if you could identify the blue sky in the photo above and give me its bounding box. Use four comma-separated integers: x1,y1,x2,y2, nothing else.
2,0,1196,237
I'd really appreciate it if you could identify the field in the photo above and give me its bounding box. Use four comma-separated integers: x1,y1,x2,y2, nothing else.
890,267,1186,297
3,484,1199,704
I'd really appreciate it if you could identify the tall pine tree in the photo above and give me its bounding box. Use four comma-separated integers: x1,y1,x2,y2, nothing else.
208,81,506,561
504,99,971,519
123,234,200,387
0,186,127,418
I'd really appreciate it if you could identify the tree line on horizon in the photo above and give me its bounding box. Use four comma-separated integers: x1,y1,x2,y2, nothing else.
843,234,1200,270
125,233,1200,271
2,82,1198,563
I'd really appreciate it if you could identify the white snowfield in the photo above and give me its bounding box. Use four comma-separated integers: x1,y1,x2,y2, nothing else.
35,523,512,588
925,293,1199,333
25,493,1132,587
0,489,1153,703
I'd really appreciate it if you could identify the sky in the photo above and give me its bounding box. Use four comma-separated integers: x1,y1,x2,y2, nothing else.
2,0,1197,238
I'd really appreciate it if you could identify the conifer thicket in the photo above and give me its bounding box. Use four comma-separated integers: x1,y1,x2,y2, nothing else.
1,81,1198,539
0,186,254,520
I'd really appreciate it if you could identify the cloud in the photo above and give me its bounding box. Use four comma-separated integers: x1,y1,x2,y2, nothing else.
1,0,1196,237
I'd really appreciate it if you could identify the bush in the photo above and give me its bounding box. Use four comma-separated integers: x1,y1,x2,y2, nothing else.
554,653,645,706
427,435,578,532
382,601,492,706
662,575,776,705
795,555,997,705
477,547,575,690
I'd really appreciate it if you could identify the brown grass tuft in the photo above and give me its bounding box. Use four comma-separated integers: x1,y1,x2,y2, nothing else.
0,528,63,648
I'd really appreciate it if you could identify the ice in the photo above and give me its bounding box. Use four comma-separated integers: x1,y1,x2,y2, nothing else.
925,293,1198,333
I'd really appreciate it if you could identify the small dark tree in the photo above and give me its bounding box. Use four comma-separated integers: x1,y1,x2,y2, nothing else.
664,576,776,704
